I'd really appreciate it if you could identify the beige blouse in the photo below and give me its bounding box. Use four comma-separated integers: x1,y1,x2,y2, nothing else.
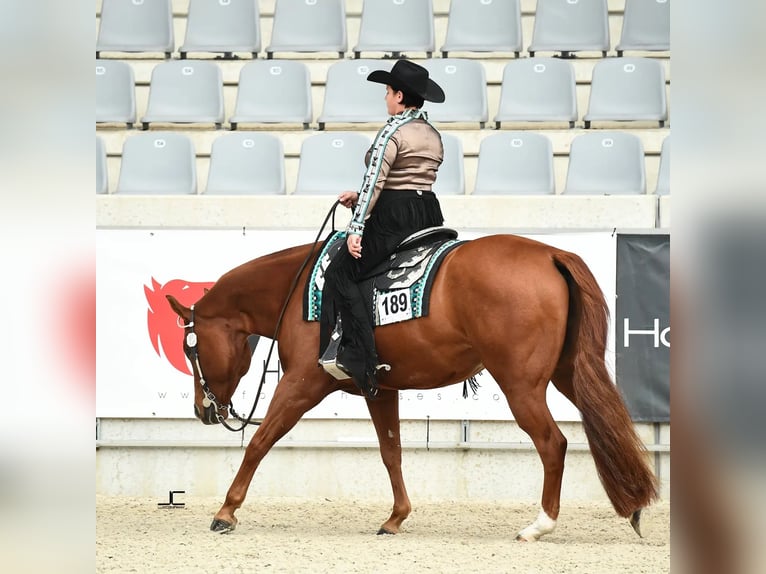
361,118,444,214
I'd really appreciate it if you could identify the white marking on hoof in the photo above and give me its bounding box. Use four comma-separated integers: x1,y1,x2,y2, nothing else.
516,509,557,542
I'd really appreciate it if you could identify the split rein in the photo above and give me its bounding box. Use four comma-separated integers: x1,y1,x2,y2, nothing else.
180,201,342,432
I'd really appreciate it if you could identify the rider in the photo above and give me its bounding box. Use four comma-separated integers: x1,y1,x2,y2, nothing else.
319,58,446,399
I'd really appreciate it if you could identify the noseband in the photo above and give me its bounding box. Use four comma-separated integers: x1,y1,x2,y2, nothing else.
181,304,258,431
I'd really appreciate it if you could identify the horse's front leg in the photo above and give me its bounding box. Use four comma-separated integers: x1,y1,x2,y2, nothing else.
366,388,412,535
210,372,334,533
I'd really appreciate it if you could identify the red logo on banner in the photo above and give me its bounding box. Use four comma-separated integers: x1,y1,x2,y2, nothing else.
145,278,214,375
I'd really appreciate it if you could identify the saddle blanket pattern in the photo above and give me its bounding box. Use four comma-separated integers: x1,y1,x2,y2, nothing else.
304,230,464,327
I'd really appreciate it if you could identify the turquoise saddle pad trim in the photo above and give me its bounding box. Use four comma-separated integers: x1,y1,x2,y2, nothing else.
304,230,462,326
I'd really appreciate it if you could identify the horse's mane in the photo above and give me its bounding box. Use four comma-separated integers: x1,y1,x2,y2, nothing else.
200,242,316,312
219,243,313,283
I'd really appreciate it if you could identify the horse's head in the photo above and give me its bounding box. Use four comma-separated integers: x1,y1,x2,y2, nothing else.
166,294,253,425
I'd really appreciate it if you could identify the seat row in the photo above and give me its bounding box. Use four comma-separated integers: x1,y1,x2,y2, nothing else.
96,0,669,60
96,57,668,131
97,131,670,197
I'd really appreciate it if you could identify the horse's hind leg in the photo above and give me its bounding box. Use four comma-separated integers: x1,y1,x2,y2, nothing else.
492,371,567,542
366,389,411,534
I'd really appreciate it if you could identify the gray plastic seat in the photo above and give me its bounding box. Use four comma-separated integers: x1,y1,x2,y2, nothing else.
494,58,577,129
179,0,260,59
353,0,434,58
655,136,670,195
116,132,197,195
583,58,667,128
205,133,285,195
96,0,174,57
432,134,465,195
266,0,346,58
96,60,136,128
317,59,394,129
617,0,670,56
441,0,522,58
563,131,645,195
294,132,371,195
528,0,609,58
96,136,108,194
141,61,224,129
474,132,555,195
230,60,312,129
420,59,488,127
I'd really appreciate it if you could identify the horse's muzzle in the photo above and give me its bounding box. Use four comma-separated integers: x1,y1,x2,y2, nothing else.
194,403,221,425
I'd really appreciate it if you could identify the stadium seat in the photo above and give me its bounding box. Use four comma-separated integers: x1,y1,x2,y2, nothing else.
96,0,174,58
230,60,312,129
179,0,260,59
266,0,347,59
96,136,108,194
528,0,609,58
420,59,488,127
116,132,197,195
473,132,555,195
655,135,670,195
494,58,577,129
563,131,646,195
441,0,522,58
96,60,136,128
141,61,224,129
205,133,285,195
353,0,434,58
294,132,371,195
616,0,670,56
432,134,465,195
317,59,394,130
583,58,667,128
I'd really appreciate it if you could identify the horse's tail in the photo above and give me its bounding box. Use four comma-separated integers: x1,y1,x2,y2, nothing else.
553,250,659,517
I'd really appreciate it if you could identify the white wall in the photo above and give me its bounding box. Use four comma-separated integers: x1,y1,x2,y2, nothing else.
96,418,670,502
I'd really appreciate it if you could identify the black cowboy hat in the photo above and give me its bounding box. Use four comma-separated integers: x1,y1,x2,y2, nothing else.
366,59,445,103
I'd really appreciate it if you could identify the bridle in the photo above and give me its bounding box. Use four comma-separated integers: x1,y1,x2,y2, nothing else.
181,304,264,432
179,200,342,433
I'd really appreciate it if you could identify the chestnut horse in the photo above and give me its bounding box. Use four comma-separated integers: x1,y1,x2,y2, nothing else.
166,233,658,541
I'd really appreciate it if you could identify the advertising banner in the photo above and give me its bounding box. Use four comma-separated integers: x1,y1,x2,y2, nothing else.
97,229,615,421
616,234,671,422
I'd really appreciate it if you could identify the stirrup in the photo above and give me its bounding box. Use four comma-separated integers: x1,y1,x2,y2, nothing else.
319,317,349,380
322,358,352,381
320,353,351,381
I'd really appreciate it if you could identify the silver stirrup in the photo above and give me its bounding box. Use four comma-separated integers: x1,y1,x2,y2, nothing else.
320,358,351,380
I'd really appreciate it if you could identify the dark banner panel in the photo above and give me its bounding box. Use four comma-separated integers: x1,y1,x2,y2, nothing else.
616,234,670,422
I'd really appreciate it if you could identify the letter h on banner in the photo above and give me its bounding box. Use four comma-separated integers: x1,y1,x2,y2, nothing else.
623,317,670,348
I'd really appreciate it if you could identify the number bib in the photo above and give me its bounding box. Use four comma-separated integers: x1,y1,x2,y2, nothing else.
375,289,413,326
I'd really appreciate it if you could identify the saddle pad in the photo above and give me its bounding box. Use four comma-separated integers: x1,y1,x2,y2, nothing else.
304,230,464,327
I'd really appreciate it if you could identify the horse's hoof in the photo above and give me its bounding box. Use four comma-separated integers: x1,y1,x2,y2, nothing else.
377,527,395,535
630,509,643,538
210,518,236,534
515,533,531,542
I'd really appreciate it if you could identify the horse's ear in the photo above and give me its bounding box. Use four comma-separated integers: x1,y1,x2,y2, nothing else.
166,295,191,321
